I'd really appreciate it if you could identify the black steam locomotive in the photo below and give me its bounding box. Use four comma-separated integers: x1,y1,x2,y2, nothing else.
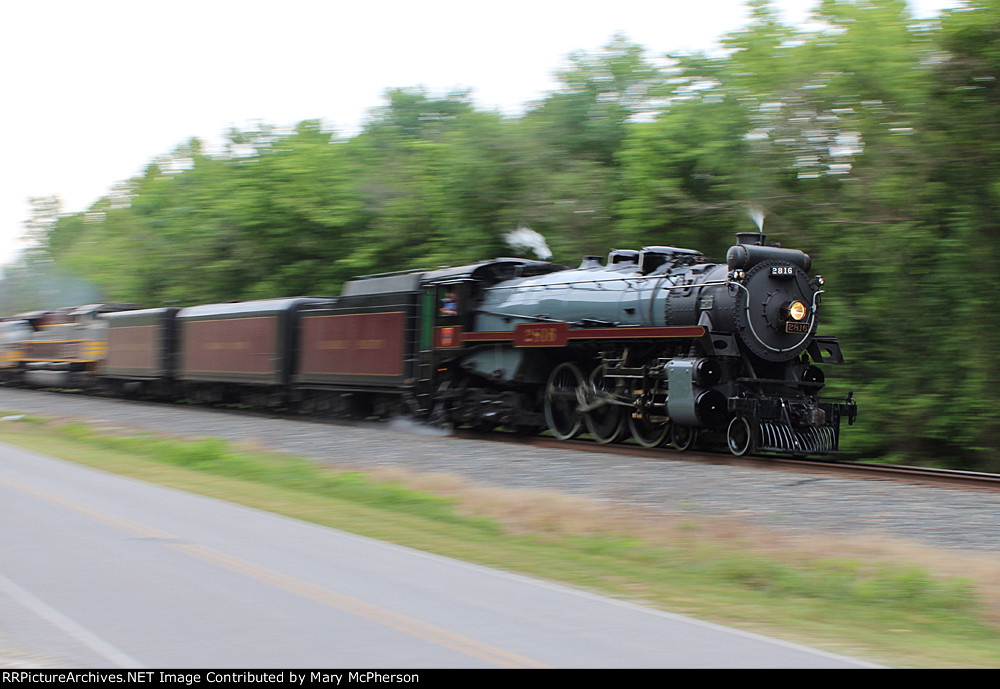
0,232,855,457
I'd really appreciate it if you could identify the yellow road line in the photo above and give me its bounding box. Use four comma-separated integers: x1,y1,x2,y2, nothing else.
177,542,548,668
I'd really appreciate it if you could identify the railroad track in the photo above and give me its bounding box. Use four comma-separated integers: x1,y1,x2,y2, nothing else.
453,429,1000,492
6,386,1000,492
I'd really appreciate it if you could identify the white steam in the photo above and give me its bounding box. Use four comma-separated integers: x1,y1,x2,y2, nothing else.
388,416,453,437
504,226,552,261
748,204,766,233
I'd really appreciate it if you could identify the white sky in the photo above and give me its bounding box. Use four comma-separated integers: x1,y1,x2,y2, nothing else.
0,0,959,266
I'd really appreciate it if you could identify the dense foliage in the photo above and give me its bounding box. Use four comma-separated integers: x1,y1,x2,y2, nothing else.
6,0,1000,468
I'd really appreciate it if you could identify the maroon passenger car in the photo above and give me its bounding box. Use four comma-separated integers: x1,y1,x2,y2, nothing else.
177,298,327,389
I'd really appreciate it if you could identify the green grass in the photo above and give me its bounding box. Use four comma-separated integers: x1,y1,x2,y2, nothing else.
2,412,999,668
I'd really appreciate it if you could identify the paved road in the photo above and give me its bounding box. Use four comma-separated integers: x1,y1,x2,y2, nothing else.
0,442,874,668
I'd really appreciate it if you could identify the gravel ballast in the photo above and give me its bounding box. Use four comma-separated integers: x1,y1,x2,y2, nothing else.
1,387,998,553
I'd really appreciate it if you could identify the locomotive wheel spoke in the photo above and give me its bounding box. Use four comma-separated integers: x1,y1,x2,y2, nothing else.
584,365,626,444
627,414,670,448
544,362,584,440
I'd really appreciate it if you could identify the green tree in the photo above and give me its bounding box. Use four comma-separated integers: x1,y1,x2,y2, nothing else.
524,34,668,166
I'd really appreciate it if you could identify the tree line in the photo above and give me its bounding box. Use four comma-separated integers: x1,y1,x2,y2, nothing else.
5,0,1000,468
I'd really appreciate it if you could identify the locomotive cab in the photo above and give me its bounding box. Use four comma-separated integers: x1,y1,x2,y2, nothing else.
422,258,568,337
419,258,569,427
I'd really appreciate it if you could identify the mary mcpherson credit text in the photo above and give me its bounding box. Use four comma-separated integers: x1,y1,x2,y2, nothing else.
2,672,420,685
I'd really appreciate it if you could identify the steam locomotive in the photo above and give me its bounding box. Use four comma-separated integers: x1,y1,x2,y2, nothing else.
0,232,856,457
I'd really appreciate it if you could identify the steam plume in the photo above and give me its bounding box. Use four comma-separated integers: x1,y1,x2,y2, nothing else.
504,226,552,261
748,204,766,233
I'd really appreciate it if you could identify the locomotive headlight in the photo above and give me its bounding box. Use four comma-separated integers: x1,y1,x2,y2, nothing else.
785,300,808,321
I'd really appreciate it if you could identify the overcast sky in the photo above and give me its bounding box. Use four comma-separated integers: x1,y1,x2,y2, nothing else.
0,0,959,266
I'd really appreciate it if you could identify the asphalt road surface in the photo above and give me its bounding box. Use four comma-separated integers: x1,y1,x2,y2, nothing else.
0,441,875,668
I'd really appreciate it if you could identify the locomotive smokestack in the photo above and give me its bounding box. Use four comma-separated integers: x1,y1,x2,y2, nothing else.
735,232,765,246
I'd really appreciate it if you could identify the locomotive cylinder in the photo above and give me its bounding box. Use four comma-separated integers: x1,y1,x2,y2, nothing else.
666,358,727,427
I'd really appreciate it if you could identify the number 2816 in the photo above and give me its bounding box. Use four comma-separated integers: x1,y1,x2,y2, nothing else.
523,326,559,344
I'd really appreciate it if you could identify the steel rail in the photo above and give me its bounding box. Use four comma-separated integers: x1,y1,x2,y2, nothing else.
453,429,1000,492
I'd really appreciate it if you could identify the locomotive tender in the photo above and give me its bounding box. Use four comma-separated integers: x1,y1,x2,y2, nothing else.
0,232,856,457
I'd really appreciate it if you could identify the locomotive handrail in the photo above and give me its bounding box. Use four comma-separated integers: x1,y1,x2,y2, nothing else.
732,282,824,355
351,267,427,279
483,276,736,292
473,309,566,323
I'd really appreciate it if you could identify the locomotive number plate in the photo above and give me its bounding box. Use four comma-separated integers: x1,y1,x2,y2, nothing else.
770,265,795,278
785,321,811,334
515,322,569,347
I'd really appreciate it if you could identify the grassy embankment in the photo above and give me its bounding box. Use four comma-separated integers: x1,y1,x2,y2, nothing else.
1,412,998,668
